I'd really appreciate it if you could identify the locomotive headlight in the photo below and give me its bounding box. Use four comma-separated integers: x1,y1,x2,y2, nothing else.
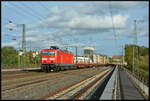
50,58,55,60
42,58,47,60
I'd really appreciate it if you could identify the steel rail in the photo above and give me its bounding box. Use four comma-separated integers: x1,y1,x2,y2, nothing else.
2,67,104,99
73,68,113,100
39,67,113,100
2,68,94,92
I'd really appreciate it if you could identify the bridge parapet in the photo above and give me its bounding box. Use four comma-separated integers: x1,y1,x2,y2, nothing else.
100,66,119,99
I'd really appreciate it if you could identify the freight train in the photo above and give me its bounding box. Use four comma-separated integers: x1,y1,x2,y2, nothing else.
41,46,100,72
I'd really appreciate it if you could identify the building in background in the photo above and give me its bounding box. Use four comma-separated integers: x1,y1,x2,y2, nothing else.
74,56,92,64
84,46,94,62
103,55,109,64
111,55,126,65
93,54,104,64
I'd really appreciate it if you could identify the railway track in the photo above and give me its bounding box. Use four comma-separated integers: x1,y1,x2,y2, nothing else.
2,66,108,99
2,71,44,80
2,68,95,91
39,67,113,100
3,66,145,100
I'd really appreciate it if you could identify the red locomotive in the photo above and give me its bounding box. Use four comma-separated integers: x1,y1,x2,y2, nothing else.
41,46,74,72
41,46,103,72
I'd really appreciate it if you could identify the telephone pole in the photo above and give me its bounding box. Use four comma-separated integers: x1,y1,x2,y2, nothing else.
22,24,26,69
30,40,31,51
18,40,20,67
133,19,144,77
8,21,26,69
17,24,26,69
133,20,138,76
75,46,78,64
132,46,134,73
121,45,124,68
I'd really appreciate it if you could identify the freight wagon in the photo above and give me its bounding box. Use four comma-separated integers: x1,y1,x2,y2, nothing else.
74,56,97,68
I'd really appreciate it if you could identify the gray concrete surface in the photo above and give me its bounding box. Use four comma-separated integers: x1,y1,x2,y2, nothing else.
100,66,118,100
119,68,145,100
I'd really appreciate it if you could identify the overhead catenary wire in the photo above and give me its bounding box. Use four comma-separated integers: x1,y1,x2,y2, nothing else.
108,2,117,41
6,2,50,34
39,2,79,48
10,2,44,21
3,3,45,52
21,2,48,20
39,2,50,11
2,2,44,43
2,2,53,52
3,3,34,21
108,2,122,56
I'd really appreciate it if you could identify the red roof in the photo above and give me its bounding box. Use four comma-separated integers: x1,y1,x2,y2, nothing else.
112,55,122,59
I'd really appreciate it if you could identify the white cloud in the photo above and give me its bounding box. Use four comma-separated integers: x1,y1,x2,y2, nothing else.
29,2,131,31
26,37,39,42
26,2,134,42
24,13,130,49
48,6,63,15
2,1,148,55
108,1,138,10
22,29,64,49
66,14,129,29
26,30,39,36
12,2,147,49
32,14,129,31
116,26,149,39
138,30,149,37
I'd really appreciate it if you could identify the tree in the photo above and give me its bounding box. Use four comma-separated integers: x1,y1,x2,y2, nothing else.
1,46,18,67
125,44,149,80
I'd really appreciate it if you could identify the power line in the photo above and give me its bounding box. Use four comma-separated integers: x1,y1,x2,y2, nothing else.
39,2,50,11
10,2,43,21
21,2,47,20
108,2,123,55
3,3,33,21
108,2,117,41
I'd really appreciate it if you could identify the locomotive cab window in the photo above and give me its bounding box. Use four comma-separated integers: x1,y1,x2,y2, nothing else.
42,51,55,56
42,51,49,56
49,51,55,56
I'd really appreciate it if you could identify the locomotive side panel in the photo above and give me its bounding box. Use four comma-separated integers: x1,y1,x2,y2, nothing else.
59,51,74,66
56,50,61,63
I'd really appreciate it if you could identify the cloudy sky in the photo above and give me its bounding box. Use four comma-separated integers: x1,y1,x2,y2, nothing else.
1,1,149,57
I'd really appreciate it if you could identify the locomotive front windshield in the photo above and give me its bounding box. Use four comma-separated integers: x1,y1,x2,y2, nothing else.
42,51,55,56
